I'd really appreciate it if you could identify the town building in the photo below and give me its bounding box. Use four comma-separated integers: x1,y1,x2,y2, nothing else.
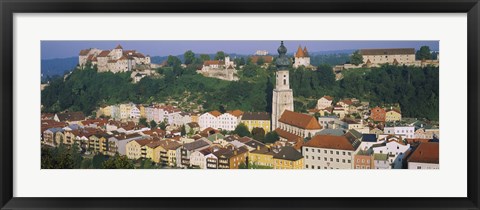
371,138,410,169
370,106,386,122
385,109,402,122
302,134,361,169
316,96,333,110
407,142,439,169
198,110,243,131
273,146,304,169
293,45,313,69
383,126,415,138
197,56,238,81
278,110,322,139
240,112,271,132
79,44,151,73
272,41,295,130
359,48,415,66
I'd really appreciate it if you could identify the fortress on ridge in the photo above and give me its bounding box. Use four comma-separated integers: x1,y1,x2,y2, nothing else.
78,44,151,73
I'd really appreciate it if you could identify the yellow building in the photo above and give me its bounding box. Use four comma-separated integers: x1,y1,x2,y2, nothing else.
119,104,133,120
139,105,146,118
248,146,274,169
240,112,271,132
385,109,402,122
126,139,157,160
145,141,163,163
191,113,200,123
273,146,304,169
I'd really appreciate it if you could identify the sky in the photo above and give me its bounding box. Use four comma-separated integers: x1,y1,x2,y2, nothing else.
41,40,439,60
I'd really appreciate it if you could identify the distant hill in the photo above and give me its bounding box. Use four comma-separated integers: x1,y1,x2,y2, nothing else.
41,57,78,78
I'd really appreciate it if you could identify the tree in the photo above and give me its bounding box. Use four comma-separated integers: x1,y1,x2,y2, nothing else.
181,125,186,136
139,158,155,169
92,154,108,169
233,123,251,137
350,50,364,66
102,155,134,169
200,54,210,61
251,127,266,142
416,46,432,60
214,51,226,60
159,120,167,130
256,57,265,66
167,55,182,67
264,131,279,143
149,120,158,129
139,117,148,127
184,50,195,65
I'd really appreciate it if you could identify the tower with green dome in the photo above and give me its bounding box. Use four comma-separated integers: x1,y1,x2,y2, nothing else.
272,41,294,130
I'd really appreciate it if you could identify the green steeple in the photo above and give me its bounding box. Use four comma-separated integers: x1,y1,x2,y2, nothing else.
276,41,290,71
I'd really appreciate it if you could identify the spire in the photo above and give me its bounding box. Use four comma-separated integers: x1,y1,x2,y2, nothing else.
276,41,290,71
115,44,123,50
296,45,305,57
303,46,309,57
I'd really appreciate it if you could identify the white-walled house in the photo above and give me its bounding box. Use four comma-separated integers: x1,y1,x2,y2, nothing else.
316,96,333,110
302,135,360,169
372,140,410,169
384,126,415,138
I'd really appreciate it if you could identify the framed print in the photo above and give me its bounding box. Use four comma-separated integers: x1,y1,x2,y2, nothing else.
1,0,479,209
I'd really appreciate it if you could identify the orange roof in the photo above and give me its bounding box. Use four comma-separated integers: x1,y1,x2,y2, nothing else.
98,50,110,57
278,110,322,130
408,142,439,164
295,46,305,57
322,95,333,101
79,49,90,56
203,60,223,66
303,46,309,57
250,56,273,64
274,128,302,143
304,135,357,151
209,110,222,117
227,110,244,117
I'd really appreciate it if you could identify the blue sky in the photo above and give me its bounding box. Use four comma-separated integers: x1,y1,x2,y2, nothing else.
41,40,439,60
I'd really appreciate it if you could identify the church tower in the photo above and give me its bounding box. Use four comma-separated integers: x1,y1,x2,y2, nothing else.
272,41,294,130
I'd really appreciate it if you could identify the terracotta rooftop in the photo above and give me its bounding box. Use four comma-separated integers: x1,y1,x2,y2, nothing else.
322,95,333,101
97,50,110,57
304,135,359,151
203,60,224,66
278,110,322,130
209,110,222,117
408,142,439,164
274,128,302,143
227,110,244,117
250,55,273,64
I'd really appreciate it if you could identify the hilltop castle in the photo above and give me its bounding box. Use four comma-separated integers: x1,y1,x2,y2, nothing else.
293,45,314,69
78,44,151,73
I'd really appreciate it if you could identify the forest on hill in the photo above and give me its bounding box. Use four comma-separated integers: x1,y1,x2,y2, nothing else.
41,62,439,121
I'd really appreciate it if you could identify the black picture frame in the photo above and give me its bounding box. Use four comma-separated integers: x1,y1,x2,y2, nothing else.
1,0,479,209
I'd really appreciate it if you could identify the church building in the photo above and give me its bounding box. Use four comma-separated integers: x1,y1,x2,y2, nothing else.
271,41,295,130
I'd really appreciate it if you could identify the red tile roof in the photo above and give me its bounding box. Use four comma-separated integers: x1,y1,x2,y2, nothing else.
408,142,439,164
209,110,222,117
278,110,322,130
250,56,273,64
227,110,244,117
305,135,357,151
98,50,111,57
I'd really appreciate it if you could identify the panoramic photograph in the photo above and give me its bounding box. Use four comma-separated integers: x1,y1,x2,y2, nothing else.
40,40,440,170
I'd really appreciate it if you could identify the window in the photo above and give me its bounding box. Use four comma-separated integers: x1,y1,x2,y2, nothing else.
311,165,314,169
318,166,321,169
348,160,351,163
324,150,327,154
330,151,333,154
336,151,339,155
311,156,315,160
306,148,308,152
336,159,339,162
324,157,327,161
343,152,346,155
318,157,321,160
342,159,345,163
306,164,309,168
348,152,351,156
306,155,309,159
361,159,365,163
318,149,321,153
330,158,333,161
417,166,421,169
283,79,286,85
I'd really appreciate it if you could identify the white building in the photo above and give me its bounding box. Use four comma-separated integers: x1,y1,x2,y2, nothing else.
384,126,415,138
302,135,361,169
272,41,295,130
254,50,268,56
189,148,211,169
316,96,333,110
293,45,312,69
372,140,410,169
359,48,415,66
198,110,243,131
79,44,151,73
